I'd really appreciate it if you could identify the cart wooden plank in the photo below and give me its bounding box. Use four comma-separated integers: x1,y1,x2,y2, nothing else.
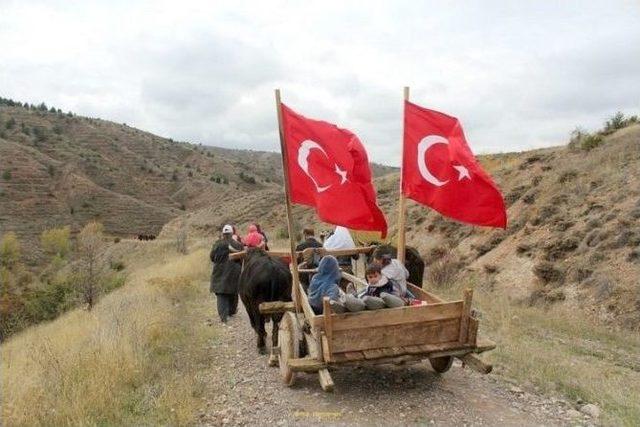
328,301,463,332
288,358,327,372
259,301,295,314
474,338,496,353
459,289,473,344
459,353,492,374
331,317,460,353
407,284,444,304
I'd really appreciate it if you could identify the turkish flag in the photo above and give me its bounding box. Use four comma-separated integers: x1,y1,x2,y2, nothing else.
402,101,507,228
281,103,388,237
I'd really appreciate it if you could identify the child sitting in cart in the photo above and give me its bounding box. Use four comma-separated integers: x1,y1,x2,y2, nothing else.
308,255,344,314
360,264,406,309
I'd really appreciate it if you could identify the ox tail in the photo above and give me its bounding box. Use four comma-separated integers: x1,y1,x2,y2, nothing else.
269,270,277,302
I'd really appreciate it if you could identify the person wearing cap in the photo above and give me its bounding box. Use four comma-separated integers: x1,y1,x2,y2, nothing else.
221,224,243,252
209,225,243,323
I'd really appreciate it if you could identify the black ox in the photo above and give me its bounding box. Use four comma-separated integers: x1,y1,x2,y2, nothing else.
238,248,292,355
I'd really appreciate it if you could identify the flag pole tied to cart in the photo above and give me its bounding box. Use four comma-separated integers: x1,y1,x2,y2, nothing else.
263,88,503,392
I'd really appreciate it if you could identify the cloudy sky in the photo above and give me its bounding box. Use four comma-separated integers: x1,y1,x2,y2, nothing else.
1,0,638,165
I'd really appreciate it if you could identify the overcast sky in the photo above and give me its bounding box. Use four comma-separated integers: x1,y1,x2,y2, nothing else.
1,0,638,165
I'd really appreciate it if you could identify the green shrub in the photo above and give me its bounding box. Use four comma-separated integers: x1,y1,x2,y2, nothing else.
276,227,289,239
603,112,626,134
580,133,603,151
0,232,20,268
41,226,72,259
110,260,125,271
32,126,47,142
22,275,79,323
238,171,256,184
5,117,16,130
601,112,638,134
2,170,11,180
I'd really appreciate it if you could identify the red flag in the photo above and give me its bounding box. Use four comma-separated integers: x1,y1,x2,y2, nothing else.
402,101,507,228
280,103,388,237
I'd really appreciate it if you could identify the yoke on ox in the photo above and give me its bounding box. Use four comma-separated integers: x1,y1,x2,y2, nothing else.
238,248,292,360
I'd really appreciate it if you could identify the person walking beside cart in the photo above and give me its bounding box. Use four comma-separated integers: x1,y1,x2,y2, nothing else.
221,224,243,253
210,225,242,323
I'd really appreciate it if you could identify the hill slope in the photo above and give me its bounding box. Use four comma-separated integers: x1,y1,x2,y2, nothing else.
0,100,396,263
174,125,640,330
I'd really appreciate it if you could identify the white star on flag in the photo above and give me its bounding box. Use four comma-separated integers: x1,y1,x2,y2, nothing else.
453,164,471,181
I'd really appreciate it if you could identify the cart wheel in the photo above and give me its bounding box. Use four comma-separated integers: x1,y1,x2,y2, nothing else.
429,356,454,373
278,312,300,386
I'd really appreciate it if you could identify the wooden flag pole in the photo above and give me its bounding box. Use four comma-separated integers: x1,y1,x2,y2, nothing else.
397,86,410,264
275,89,301,312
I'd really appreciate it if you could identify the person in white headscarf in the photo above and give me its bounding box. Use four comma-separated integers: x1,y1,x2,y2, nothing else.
323,226,357,287
323,226,356,250
373,253,410,297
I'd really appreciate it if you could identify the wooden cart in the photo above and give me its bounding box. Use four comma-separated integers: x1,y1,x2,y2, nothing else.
259,248,496,392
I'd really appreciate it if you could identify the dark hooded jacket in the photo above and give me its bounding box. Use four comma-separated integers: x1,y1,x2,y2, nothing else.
210,239,241,294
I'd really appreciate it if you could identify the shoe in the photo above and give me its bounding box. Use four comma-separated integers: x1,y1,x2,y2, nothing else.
346,283,357,295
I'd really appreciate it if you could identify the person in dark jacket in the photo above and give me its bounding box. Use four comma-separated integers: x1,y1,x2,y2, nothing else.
295,227,323,252
295,227,324,291
210,226,243,323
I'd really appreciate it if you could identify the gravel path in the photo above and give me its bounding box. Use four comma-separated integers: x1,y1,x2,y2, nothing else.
197,294,594,427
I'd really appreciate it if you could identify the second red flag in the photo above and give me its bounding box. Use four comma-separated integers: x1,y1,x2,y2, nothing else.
402,101,507,228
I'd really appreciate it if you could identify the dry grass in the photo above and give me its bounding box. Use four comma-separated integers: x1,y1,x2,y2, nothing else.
1,243,215,426
433,277,640,426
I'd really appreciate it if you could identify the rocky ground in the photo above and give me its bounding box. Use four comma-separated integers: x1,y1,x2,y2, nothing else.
196,291,602,427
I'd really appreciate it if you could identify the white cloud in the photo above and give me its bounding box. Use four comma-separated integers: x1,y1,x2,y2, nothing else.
1,0,638,164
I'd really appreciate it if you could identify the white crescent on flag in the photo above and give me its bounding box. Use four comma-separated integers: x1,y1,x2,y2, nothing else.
297,139,347,193
417,135,471,186
417,135,449,187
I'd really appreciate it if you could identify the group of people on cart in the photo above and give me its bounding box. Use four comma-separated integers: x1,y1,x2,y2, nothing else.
209,223,414,323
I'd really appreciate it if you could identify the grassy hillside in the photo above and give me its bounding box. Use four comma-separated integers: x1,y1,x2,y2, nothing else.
1,238,216,425
172,122,640,331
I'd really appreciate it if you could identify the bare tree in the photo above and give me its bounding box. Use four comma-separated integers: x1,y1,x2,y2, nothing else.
76,222,104,310
176,218,188,255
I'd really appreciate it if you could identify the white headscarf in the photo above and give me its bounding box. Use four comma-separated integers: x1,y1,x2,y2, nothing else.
323,226,356,250
382,259,409,295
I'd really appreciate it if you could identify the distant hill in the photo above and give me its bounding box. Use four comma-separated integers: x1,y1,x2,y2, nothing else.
0,98,396,264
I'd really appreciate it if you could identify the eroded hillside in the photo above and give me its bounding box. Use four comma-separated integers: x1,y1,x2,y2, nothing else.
171,125,640,330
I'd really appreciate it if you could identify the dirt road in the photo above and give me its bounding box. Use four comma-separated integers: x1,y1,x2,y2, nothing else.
198,294,590,426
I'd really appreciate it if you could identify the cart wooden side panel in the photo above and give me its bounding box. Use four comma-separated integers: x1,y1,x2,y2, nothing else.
320,299,465,357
